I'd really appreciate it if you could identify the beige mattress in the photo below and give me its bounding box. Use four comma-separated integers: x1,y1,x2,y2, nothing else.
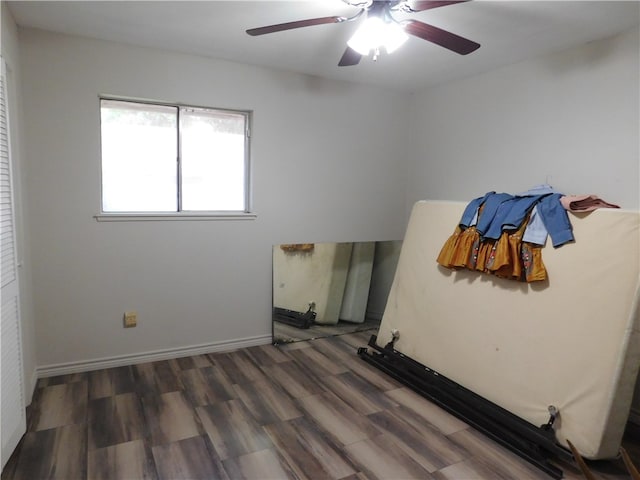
377,200,640,459
340,242,375,323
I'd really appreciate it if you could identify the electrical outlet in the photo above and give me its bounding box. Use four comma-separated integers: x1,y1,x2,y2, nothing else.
123,311,137,328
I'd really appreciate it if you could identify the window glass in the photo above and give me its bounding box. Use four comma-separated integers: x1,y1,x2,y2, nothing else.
101,100,177,212
180,108,246,211
100,99,249,214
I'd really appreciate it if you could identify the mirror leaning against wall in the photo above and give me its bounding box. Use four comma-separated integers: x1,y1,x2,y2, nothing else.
272,240,402,345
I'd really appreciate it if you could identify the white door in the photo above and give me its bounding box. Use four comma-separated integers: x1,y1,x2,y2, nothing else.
0,57,26,470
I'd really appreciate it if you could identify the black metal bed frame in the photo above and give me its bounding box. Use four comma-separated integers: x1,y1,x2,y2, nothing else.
273,306,316,329
357,334,574,479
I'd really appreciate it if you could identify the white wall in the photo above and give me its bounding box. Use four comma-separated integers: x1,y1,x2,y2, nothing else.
1,4,38,400
18,28,410,368
406,26,639,211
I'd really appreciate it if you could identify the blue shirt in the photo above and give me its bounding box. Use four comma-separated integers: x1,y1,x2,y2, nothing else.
469,189,574,248
475,193,514,235
483,194,550,240
458,191,495,228
535,194,574,248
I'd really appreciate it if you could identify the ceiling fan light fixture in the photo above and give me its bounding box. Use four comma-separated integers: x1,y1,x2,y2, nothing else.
347,17,409,56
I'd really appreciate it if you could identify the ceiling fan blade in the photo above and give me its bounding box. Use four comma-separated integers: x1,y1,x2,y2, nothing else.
338,46,362,67
404,20,480,55
246,16,344,36
408,1,469,12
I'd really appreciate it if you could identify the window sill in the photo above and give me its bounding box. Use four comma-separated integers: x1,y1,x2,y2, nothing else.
94,212,257,222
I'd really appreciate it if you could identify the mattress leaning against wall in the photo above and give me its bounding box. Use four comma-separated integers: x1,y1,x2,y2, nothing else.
376,200,640,459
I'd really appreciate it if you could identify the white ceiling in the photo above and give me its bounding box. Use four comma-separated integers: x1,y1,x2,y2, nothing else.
7,1,640,92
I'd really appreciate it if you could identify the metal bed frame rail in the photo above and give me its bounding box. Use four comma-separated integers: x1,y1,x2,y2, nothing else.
357,334,574,479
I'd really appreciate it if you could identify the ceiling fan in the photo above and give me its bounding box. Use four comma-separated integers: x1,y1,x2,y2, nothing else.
246,0,480,66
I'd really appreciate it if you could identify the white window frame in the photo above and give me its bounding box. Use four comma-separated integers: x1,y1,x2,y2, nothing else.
95,96,255,222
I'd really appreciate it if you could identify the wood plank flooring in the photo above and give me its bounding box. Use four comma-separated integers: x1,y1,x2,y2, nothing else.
273,317,381,345
3,330,639,480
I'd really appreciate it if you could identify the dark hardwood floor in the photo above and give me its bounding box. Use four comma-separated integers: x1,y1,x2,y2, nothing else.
273,317,381,345
2,330,639,480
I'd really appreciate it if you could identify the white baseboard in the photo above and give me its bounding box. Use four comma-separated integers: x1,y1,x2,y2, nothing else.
36,334,272,378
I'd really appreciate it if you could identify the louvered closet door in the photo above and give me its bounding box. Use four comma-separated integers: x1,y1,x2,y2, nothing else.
0,57,26,470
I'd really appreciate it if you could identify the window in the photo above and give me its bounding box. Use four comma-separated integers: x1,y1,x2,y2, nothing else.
99,98,250,216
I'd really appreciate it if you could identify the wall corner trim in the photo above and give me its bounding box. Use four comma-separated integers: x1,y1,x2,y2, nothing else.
35,334,273,378
27,369,38,406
